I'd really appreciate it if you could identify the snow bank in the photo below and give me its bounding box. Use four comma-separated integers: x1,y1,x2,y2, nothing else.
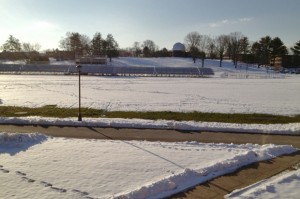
225,169,300,199
0,132,47,144
114,144,296,199
0,116,300,135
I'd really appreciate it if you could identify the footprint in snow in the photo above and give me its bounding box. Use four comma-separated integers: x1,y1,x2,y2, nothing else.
0,168,9,173
50,186,67,193
22,176,35,183
72,189,89,196
40,181,53,187
16,171,26,176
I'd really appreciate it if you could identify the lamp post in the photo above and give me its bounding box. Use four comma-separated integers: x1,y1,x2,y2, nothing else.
76,65,82,121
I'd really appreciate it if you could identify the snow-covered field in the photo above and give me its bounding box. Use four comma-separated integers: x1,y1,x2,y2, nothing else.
0,75,300,115
1,57,298,116
0,132,297,199
226,168,300,199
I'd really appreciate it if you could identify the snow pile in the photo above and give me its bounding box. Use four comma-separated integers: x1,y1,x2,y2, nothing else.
0,132,47,144
0,116,300,135
115,144,296,199
0,135,296,199
225,169,300,199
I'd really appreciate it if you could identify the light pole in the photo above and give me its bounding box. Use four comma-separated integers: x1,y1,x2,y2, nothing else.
76,65,82,121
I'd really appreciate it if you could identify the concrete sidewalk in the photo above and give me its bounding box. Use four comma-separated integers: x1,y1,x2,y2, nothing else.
1,125,300,147
169,151,300,199
1,124,300,198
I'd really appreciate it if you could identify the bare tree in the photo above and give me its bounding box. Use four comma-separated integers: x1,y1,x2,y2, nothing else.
206,37,217,59
132,41,142,57
184,31,201,51
190,46,199,63
198,35,210,52
227,32,244,68
142,40,158,57
215,35,229,67
22,42,41,52
59,32,91,58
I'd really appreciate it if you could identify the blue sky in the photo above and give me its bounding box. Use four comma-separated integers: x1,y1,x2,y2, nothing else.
0,0,299,51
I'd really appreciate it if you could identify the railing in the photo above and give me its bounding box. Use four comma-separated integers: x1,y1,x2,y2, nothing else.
0,64,214,77
220,72,286,79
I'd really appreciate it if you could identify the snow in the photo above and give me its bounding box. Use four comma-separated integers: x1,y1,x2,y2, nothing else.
0,132,297,199
1,58,299,198
225,169,300,199
1,74,299,115
0,116,299,135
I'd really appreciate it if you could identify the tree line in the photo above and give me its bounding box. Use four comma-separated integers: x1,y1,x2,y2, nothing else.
58,32,119,62
127,32,300,68
0,32,119,62
0,35,47,62
1,31,300,67
184,31,291,68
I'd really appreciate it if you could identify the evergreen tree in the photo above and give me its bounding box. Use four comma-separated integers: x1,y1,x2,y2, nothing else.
91,32,104,56
251,42,262,67
239,36,250,54
258,36,272,66
105,34,119,62
291,41,300,55
270,37,288,58
142,46,150,57
1,35,21,52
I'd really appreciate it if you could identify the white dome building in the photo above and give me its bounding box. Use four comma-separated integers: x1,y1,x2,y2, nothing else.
172,42,186,57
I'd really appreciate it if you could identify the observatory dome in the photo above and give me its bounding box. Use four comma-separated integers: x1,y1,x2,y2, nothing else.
172,42,186,52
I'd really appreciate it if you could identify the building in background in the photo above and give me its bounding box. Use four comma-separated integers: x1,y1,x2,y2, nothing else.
172,42,186,57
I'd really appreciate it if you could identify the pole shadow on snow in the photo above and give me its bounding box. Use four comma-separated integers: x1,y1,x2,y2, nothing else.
88,127,185,169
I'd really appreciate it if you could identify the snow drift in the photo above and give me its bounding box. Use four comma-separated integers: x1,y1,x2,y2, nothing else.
0,132,47,144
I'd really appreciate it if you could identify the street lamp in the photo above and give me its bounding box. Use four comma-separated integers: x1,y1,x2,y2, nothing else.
76,65,82,121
